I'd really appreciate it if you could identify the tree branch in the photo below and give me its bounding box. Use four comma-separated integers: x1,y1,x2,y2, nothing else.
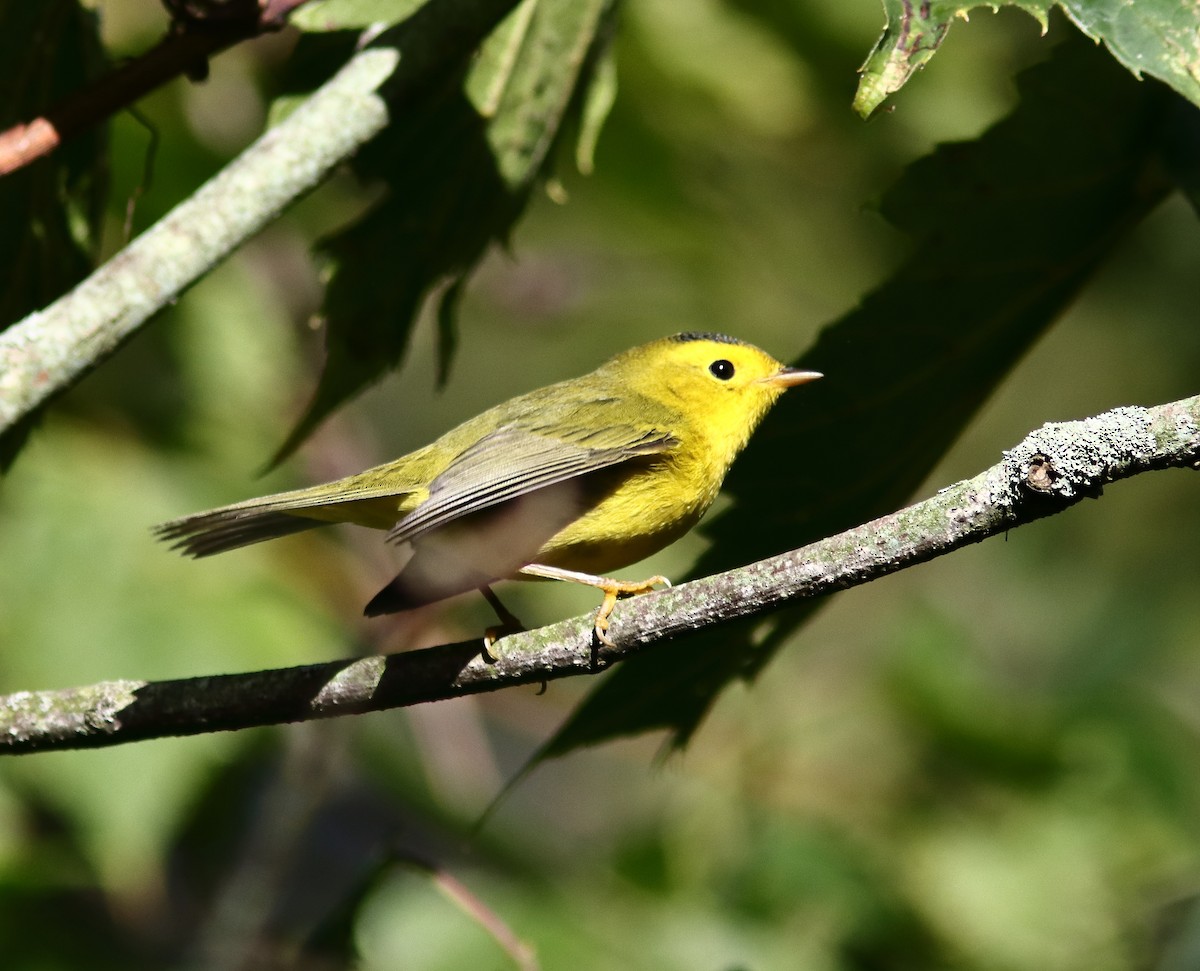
0,0,522,437
1,394,1196,755
0,0,310,178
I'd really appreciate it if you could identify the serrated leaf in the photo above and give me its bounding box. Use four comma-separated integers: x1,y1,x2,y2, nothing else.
853,1,955,119
857,1,1200,117
542,34,1176,759
1059,0,1200,109
855,0,1052,118
271,0,616,464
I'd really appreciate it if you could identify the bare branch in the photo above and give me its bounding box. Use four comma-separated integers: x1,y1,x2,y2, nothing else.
1,393,1196,755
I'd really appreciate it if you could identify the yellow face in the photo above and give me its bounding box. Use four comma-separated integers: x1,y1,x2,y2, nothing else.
611,333,820,450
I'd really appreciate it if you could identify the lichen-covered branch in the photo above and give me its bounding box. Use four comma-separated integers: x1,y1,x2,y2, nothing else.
1,393,1195,755
0,0,522,437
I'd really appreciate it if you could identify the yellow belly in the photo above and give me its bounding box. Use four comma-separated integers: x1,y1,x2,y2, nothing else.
531,456,719,576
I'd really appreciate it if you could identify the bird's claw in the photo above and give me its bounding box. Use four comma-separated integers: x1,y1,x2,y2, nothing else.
482,619,525,661
480,585,526,660
591,575,671,648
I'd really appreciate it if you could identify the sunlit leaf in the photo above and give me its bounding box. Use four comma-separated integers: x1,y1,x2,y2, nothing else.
291,0,428,32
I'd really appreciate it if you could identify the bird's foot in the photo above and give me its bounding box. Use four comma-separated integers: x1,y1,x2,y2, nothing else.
591,575,671,647
517,565,671,648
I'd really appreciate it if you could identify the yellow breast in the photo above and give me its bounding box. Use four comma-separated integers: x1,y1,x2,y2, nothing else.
532,441,725,576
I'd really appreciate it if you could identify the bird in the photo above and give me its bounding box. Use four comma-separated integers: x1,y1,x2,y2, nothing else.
156,332,821,647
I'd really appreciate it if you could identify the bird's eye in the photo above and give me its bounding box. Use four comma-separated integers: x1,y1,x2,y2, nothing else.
709,359,735,381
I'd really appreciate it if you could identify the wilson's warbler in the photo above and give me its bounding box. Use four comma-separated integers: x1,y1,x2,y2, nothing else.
157,333,820,645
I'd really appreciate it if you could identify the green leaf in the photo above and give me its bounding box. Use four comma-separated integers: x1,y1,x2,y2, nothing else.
855,0,1051,118
575,29,616,176
856,1,1200,117
1059,0,1200,109
542,34,1177,758
291,0,428,32
271,0,616,465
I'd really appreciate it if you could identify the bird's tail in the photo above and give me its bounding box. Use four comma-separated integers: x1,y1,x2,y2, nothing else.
154,495,332,558
155,476,416,558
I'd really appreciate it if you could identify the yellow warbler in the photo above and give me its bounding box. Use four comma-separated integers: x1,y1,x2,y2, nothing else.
157,333,820,645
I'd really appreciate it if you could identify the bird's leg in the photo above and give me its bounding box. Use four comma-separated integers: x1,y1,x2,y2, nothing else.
518,564,671,648
479,584,525,659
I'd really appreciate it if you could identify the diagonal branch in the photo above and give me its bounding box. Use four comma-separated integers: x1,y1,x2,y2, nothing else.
1,393,1196,755
0,0,523,438
0,41,394,436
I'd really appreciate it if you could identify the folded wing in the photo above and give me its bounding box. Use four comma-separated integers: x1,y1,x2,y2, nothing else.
387,423,676,545
367,422,678,613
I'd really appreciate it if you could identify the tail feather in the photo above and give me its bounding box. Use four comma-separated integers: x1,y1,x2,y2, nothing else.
156,474,418,559
155,508,326,558
155,509,325,558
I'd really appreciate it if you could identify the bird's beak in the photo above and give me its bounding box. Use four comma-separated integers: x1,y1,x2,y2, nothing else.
762,367,823,389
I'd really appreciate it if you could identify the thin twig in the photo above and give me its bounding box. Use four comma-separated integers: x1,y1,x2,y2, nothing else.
0,393,1195,755
0,43,396,433
408,857,540,971
121,104,160,243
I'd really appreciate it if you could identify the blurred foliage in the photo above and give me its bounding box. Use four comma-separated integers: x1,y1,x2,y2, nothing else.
0,0,1199,969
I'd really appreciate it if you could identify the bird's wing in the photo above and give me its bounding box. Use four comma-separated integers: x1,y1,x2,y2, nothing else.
385,422,678,546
